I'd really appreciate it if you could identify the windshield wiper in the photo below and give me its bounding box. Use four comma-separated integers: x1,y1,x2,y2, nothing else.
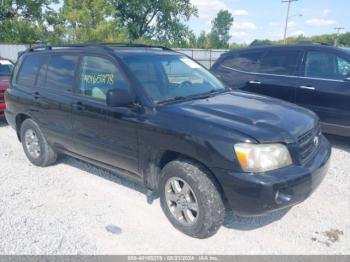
198,88,229,97
157,88,231,105
157,96,188,104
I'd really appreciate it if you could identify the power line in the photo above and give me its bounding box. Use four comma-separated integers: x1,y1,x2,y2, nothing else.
282,0,299,44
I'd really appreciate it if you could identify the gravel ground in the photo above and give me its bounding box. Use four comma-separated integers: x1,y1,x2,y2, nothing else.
0,120,349,255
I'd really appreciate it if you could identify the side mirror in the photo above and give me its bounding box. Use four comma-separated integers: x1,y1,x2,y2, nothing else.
107,88,134,107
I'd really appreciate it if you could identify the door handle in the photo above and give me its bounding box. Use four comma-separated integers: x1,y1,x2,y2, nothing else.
31,92,41,99
71,102,86,111
300,86,316,90
249,80,261,85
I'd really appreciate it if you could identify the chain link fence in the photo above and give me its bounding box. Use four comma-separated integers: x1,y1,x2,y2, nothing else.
174,48,228,69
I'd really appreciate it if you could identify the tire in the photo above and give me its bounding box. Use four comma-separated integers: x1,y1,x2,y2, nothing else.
159,159,225,239
20,118,57,167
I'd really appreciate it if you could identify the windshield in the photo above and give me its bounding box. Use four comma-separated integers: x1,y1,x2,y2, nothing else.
0,60,14,76
123,54,225,103
343,48,350,55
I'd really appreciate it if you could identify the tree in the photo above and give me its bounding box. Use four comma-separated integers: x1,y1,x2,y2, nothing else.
0,0,58,43
229,42,248,49
250,39,273,46
196,31,210,48
339,32,350,47
61,0,127,43
112,0,197,43
209,10,233,49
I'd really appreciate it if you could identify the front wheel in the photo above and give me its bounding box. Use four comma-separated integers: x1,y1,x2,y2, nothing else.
159,160,225,238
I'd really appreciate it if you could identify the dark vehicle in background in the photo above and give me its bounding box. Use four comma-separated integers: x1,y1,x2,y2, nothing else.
5,44,331,238
0,57,14,119
211,43,350,137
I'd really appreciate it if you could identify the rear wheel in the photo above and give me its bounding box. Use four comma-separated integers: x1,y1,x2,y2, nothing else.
160,160,225,238
20,119,57,167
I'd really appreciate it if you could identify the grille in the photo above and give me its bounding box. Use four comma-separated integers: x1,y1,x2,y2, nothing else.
297,125,321,165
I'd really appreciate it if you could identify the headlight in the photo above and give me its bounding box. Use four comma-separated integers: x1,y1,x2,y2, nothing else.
234,143,292,173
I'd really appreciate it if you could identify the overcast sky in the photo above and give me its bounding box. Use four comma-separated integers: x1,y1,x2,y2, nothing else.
190,0,349,44
53,0,349,44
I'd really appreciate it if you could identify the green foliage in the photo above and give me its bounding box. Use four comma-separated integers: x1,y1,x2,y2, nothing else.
229,42,248,49
0,0,58,43
209,10,234,49
113,0,197,44
196,31,210,49
61,0,127,43
252,33,350,48
249,39,273,47
185,10,234,49
1,1,350,49
339,33,350,47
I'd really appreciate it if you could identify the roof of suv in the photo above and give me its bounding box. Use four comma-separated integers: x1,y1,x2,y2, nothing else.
342,47,350,54
230,43,348,53
23,43,180,58
113,47,180,57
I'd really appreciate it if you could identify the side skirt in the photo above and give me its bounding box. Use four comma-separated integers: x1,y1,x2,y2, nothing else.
55,147,144,187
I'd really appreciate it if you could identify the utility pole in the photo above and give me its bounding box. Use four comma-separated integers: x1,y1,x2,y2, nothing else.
282,0,298,44
334,27,345,47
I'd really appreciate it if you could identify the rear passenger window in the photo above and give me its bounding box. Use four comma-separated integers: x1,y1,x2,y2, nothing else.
17,55,47,87
46,55,79,91
305,51,350,80
222,51,264,72
259,50,302,75
79,56,129,101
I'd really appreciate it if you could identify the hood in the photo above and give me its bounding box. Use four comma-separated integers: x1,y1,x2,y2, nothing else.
160,91,318,143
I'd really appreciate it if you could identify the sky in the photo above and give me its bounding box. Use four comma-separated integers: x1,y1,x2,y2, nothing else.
52,0,350,44
189,0,350,44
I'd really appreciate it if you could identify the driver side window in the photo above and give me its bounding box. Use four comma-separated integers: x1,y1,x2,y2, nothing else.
79,56,129,101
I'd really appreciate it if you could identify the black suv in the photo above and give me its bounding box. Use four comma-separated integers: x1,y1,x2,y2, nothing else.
211,43,350,137
5,44,331,238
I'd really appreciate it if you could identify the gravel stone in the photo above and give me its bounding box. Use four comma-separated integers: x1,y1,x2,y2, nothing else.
0,122,349,254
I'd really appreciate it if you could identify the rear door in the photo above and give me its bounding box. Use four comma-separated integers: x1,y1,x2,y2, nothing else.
70,54,140,174
12,54,48,120
36,53,80,150
212,49,265,89
245,48,303,102
296,48,350,134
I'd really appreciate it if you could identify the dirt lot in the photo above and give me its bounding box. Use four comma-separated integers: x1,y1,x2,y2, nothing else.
0,120,349,254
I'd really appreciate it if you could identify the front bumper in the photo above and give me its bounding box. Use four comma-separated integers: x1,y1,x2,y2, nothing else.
212,135,331,216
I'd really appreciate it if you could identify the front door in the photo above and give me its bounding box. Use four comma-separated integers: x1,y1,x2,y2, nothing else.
71,55,140,174
296,49,350,134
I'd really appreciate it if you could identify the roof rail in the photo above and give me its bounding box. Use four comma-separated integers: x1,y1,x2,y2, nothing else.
297,41,331,46
100,42,173,51
26,43,112,52
25,42,173,53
